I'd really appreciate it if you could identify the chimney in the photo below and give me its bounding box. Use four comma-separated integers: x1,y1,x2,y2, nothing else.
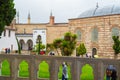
49,12,54,25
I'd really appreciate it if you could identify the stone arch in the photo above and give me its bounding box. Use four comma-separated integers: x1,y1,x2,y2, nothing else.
19,39,25,50
1,59,11,76
37,61,50,79
80,63,94,80
58,61,71,80
109,26,120,43
92,48,97,58
27,39,33,50
110,24,120,31
18,60,29,77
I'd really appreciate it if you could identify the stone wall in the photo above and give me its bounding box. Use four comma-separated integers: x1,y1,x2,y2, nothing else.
15,23,68,44
0,54,119,80
69,14,120,58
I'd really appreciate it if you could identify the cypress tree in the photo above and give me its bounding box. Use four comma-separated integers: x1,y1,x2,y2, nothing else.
112,36,120,59
76,43,87,57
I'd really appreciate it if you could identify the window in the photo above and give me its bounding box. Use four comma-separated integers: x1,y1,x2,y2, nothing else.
111,27,119,36
92,48,97,58
42,31,45,33
91,28,98,42
76,29,81,41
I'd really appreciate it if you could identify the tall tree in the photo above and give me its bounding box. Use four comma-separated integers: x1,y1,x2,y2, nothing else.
112,36,120,59
35,43,45,55
76,43,86,57
53,39,62,56
0,0,16,36
62,32,77,56
53,32,77,56
46,43,54,54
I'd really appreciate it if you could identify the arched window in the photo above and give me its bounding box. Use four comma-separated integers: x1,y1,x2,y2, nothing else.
19,39,25,50
76,29,81,41
92,48,97,58
91,28,98,42
27,39,33,50
36,35,41,43
111,27,119,36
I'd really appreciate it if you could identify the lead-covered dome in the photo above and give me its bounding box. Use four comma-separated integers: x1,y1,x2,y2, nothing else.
78,4,120,18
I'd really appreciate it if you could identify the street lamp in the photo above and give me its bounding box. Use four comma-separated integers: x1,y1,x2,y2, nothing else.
36,35,41,55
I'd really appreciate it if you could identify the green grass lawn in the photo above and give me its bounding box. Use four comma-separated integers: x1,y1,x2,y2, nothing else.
0,60,106,80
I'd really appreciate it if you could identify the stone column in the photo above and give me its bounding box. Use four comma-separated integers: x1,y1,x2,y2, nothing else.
95,62,104,80
71,59,80,80
0,63,1,76
118,61,120,80
76,60,81,80
49,60,58,80
29,56,37,80
10,57,18,80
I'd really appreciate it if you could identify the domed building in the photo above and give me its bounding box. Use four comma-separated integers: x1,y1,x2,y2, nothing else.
3,4,119,58
69,4,120,58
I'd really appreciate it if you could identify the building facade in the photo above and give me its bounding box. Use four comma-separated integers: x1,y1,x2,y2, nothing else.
69,5,120,58
4,4,120,58
0,26,18,52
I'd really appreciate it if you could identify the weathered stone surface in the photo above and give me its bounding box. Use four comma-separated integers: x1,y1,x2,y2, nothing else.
0,54,119,80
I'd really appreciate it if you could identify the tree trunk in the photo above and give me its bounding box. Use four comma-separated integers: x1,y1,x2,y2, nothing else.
56,49,60,56
114,54,118,59
81,55,84,58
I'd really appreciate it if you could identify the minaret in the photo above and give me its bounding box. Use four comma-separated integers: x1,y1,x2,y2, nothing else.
17,11,19,24
96,2,99,8
28,12,31,24
93,2,99,15
49,11,54,25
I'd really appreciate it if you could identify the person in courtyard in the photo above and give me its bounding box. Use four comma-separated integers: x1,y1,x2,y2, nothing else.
49,51,55,56
62,62,68,80
7,48,10,53
5,48,7,54
106,65,113,80
85,53,88,57
111,67,117,80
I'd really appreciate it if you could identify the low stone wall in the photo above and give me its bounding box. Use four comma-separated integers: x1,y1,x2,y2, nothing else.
0,54,119,80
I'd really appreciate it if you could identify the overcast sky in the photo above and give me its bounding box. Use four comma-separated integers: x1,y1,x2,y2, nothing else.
14,0,120,23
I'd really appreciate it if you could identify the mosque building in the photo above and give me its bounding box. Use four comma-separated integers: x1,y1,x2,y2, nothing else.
69,4,120,58
0,4,120,58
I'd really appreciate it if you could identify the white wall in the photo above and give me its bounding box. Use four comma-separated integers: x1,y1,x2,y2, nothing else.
33,29,46,48
0,29,18,52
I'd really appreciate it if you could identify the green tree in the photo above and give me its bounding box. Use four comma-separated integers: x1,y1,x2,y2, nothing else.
53,32,77,56
76,43,86,57
0,0,16,36
35,43,45,55
53,39,62,56
46,43,54,54
112,36,120,59
62,32,77,56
